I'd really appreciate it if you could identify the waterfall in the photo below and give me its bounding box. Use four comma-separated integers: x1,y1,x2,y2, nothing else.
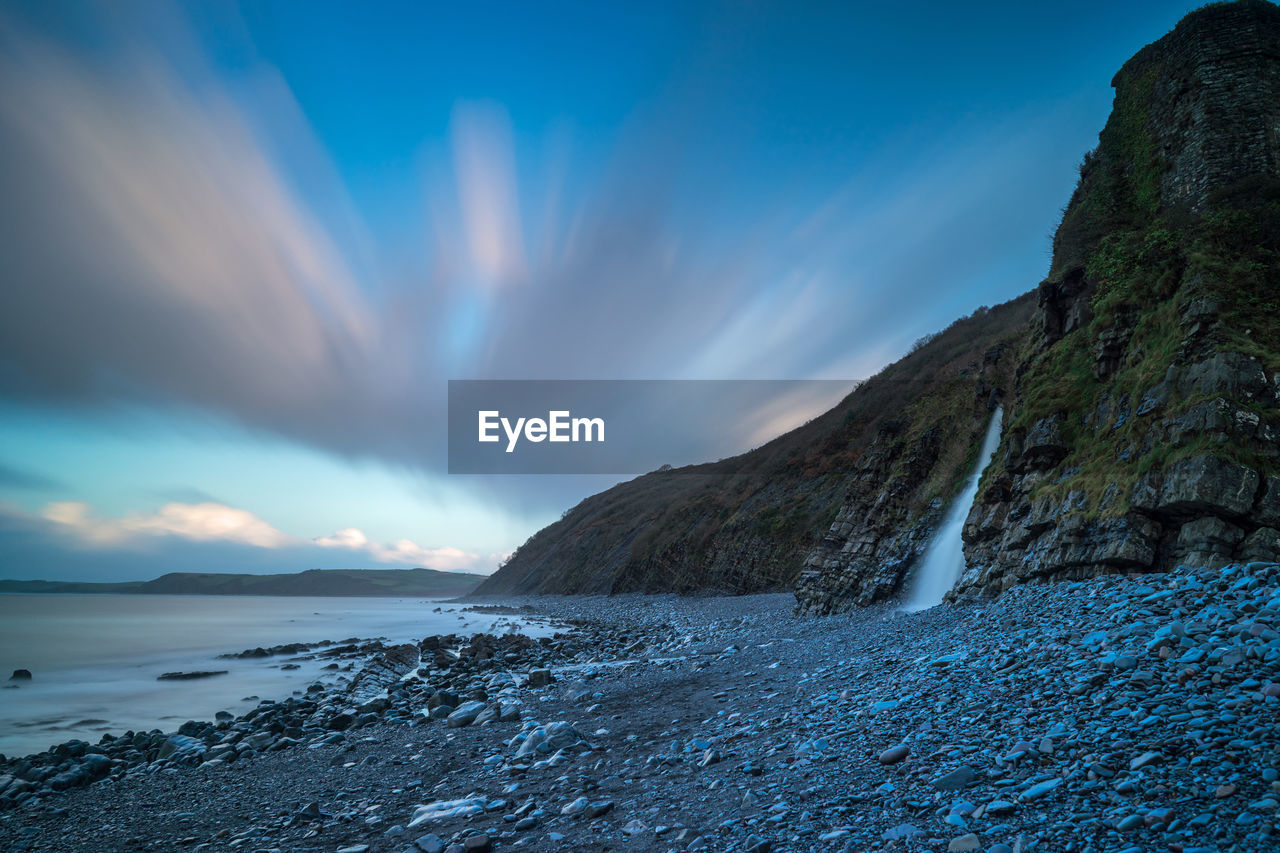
903,407,1003,612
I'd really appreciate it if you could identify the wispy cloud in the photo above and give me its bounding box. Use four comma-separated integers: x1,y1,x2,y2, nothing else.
40,501,293,549
2,500,488,573
0,23,384,445
314,527,496,572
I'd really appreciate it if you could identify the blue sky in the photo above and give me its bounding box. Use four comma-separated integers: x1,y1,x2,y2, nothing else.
0,0,1202,581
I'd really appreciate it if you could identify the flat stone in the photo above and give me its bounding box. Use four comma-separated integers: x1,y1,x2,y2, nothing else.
445,701,488,728
947,834,981,852
414,835,445,853
1020,778,1062,802
1130,751,1162,770
932,766,977,791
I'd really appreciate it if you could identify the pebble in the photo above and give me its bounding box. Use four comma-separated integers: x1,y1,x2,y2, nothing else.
6,562,1280,853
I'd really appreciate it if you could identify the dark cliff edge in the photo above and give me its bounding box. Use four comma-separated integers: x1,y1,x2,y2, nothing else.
479,0,1280,607
802,0,1280,613
952,0,1280,599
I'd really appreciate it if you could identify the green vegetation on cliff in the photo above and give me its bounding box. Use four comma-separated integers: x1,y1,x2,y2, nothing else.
954,0,1280,594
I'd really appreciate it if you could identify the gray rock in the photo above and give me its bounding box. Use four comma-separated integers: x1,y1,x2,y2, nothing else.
932,766,977,791
621,819,648,836
427,689,460,710
445,700,488,728
155,734,205,766
1156,455,1260,518
561,796,588,816
1019,778,1062,802
156,670,228,681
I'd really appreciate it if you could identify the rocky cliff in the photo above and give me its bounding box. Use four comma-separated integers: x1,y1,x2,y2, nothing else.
480,1,1280,607
800,0,1280,613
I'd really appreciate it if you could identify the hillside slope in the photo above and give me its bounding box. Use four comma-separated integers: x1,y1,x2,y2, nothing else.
476,294,1034,595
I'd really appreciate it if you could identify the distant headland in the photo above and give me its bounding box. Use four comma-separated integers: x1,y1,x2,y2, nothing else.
0,567,484,598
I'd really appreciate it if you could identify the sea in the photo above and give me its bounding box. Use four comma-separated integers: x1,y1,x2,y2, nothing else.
0,594,553,759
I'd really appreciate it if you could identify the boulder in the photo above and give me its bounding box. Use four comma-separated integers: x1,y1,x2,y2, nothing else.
427,689,459,711
347,644,420,706
1241,528,1280,563
155,734,206,766
445,700,487,728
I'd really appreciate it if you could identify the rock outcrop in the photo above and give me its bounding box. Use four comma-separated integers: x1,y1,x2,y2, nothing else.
951,0,1280,600
806,0,1280,612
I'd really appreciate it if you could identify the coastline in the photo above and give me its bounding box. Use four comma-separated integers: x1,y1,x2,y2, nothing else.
1,564,1278,852
0,595,545,759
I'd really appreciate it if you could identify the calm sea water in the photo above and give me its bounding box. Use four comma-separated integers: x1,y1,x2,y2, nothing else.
0,594,549,759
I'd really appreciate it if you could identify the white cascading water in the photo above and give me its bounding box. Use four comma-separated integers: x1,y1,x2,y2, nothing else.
903,406,1004,612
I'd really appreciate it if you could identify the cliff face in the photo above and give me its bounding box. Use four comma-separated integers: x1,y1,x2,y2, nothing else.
798,0,1280,614
951,0,1280,599
481,1,1280,607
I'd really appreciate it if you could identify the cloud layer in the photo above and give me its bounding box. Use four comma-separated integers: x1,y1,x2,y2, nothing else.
0,2,1102,584
0,6,1082,483
1,500,492,575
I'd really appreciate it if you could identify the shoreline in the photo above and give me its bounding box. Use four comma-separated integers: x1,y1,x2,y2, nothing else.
0,566,1277,852
0,594,540,759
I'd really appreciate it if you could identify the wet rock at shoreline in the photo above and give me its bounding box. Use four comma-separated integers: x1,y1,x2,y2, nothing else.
156,670,228,681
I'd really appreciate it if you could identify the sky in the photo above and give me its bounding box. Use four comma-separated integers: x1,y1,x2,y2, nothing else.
0,0,1205,582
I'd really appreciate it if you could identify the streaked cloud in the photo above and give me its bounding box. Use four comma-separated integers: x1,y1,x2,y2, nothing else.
1,500,488,573
450,103,528,289
0,1,1112,582
0,5,1086,478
